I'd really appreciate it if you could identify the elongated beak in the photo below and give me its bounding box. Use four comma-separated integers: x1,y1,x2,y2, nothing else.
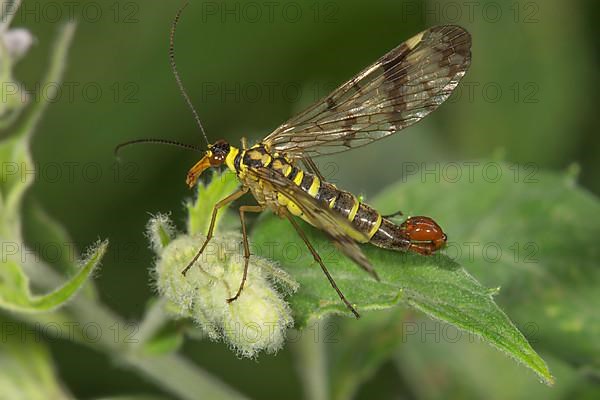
186,154,211,188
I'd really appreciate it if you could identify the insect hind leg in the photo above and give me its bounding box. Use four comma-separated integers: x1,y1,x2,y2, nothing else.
382,210,403,219
181,188,248,276
226,204,265,303
285,211,360,319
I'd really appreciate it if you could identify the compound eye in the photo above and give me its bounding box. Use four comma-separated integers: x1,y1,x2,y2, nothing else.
205,140,229,167
214,140,229,154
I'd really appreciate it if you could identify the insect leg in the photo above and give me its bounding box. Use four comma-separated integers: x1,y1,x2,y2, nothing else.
181,187,249,276
382,210,404,218
227,204,265,303
285,212,360,319
241,137,248,150
301,156,325,182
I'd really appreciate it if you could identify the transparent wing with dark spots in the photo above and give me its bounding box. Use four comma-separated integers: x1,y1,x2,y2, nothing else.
248,167,377,277
263,25,471,158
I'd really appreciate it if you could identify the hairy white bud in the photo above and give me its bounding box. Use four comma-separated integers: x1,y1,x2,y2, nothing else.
154,231,296,357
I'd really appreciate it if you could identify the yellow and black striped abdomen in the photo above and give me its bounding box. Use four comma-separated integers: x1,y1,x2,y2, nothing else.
234,144,411,251
293,170,412,251
321,186,382,243
320,184,412,250
271,154,388,245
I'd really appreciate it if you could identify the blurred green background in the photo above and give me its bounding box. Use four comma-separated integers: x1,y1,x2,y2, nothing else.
3,0,599,398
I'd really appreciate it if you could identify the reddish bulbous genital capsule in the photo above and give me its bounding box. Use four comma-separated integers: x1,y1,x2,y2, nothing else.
401,216,447,254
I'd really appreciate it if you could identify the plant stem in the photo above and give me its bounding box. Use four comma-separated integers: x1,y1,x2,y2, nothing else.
17,21,75,142
131,297,171,350
292,317,329,400
23,258,248,400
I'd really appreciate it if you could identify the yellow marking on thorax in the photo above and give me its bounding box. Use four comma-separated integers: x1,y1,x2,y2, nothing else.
271,158,292,177
248,149,262,160
245,146,272,168
238,150,248,175
225,146,240,172
367,213,383,239
308,176,320,197
261,153,272,167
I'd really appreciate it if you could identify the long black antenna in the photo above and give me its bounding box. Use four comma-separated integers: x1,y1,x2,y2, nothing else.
170,2,210,146
114,138,203,158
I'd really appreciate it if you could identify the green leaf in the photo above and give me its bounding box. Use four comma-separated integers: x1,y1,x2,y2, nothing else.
22,201,98,305
0,240,107,312
375,161,600,369
133,298,184,356
328,310,408,400
0,136,32,239
142,321,185,356
394,319,585,400
0,22,76,240
94,396,168,400
23,200,79,276
0,20,105,314
186,170,240,236
291,318,329,400
251,170,553,385
0,316,72,400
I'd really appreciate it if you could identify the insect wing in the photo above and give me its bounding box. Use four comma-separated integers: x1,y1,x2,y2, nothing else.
263,25,471,158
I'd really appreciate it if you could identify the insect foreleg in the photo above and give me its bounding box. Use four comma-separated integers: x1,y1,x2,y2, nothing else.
181,187,249,276
227,204,265,303
284,211,360,319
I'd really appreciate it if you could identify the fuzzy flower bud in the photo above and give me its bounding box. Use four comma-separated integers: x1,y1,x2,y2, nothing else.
150,214,297,358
